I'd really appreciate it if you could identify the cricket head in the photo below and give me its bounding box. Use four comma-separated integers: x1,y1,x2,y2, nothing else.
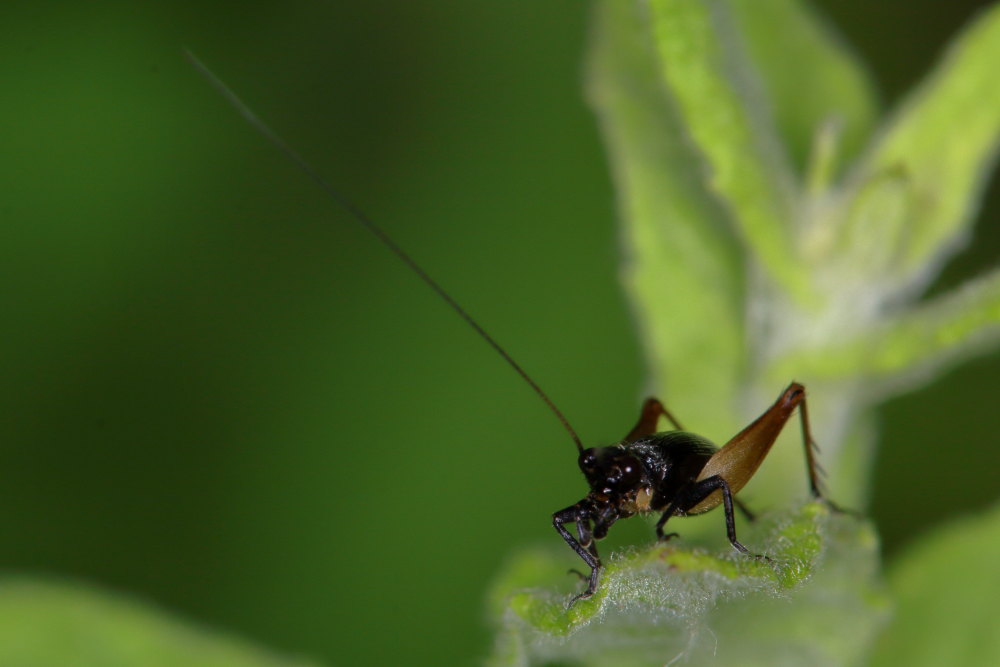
578,446,642,497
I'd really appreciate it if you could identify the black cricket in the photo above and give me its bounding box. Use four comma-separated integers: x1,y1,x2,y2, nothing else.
554,384,833,601
188,52,841,604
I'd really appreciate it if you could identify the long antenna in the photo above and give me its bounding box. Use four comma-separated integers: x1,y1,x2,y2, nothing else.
185,50,585,453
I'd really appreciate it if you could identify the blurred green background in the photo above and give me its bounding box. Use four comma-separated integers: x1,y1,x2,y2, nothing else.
1,1,997,664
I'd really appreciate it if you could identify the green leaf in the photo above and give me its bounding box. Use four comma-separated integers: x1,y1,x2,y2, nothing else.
870,502,1000,667
0,578,318,667
646,0,809,300
489,502,888,665
769,266,1000,390
587,0,880,428
841,3,1000,289
727,0,879,181
586,0,745,426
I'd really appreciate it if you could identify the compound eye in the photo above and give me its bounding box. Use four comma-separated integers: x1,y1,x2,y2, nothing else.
613,459,641,488
579,451,598,472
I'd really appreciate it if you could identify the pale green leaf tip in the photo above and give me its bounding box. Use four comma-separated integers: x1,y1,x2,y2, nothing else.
0,578,318,667
489,501,888,665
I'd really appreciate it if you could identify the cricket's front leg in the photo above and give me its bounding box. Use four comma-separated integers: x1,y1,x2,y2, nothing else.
553,503,601,602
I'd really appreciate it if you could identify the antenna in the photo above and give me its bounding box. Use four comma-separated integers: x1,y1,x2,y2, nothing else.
184,50,585,453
